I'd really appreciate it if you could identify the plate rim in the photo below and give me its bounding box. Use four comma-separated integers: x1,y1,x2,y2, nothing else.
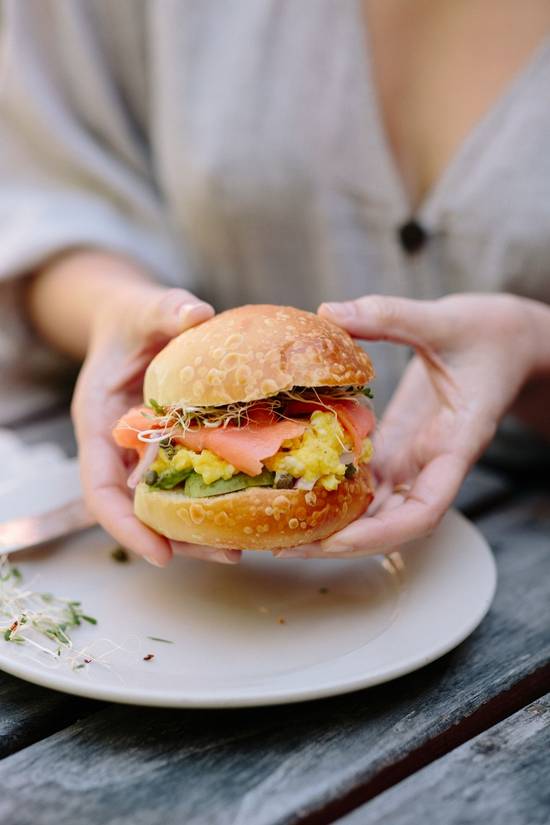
0,509,497,708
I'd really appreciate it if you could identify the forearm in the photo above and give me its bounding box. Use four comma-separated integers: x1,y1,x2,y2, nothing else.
25,249,154,361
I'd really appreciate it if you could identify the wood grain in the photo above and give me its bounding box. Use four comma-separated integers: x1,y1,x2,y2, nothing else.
338,694,550,825
0,679,98,759
453,462,512,518
0,489,547,825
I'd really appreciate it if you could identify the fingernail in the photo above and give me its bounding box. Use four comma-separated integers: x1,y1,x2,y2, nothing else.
320,302,355,321
210,550,240,565
274,548,307,559
320,541,351,554
179,302,213,323
144,555,165,567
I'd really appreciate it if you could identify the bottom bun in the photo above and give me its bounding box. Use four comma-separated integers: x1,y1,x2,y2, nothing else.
134,465,374,551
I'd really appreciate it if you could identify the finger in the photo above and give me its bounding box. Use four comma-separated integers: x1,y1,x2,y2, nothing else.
291,487,411,558
107,349,155,394
319,296,459,399
366,487,414,520
289,544,401,559
272,543,320,559
370,358,433,470
170,541,241,565
365,480,394,516
79,432,172,566
318,295,452,353
138,288,214,340
319,452,468,555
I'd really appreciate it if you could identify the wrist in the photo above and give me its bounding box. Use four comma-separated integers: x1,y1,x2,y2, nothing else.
27,249,156,360
89,277,168,349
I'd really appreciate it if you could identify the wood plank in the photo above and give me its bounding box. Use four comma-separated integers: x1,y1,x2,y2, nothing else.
0,678,98,759
453,462,512,518
337,694,550,825
0,491,547,825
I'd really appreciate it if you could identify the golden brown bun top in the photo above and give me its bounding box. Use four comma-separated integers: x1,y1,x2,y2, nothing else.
144,304,375,407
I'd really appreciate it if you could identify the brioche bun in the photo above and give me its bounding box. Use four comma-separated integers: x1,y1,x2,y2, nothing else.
134,465,374,550
144,304,374,408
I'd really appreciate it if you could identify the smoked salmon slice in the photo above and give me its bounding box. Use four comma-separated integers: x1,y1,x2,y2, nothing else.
112,396,373,476
112,406,162,455
175,420,307,476
113,405,307,476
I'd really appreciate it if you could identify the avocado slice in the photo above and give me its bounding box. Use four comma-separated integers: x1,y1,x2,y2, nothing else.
151,467,194,490
183,469,275,498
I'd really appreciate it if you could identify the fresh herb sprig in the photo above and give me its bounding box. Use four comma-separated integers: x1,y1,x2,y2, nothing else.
132,386,374,447
148,398,166,416
0,556,97,659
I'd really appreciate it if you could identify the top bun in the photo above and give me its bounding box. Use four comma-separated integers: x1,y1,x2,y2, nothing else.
144,304,375,407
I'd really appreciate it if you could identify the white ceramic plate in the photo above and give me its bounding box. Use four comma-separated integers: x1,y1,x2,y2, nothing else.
0,511,496,707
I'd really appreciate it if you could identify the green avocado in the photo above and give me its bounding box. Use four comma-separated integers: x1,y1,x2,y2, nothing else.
183,469,275,498
150,467,193,490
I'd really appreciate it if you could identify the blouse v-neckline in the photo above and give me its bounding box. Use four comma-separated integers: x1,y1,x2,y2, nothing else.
354,5,550,225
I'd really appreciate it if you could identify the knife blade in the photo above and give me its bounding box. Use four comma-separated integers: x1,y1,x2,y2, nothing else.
0,499,96,554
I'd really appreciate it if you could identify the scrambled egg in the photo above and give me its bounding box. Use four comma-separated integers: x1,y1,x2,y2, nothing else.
150,411,373,490
151,446,237,485
265,410,372,491
359,437,374,464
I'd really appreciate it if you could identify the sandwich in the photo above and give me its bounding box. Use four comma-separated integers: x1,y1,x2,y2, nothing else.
113,304,376,550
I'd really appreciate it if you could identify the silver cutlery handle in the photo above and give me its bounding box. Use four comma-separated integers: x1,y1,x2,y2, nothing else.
0,499,96,554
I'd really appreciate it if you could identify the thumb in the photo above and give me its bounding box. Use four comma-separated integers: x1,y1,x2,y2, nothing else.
139,287,214,341
318,295,450,351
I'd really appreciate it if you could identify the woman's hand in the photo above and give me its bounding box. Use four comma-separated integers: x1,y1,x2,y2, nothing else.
72,277,242,567
275,293,539,558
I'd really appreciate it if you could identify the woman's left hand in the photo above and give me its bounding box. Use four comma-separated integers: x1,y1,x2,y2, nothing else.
274,293,537,559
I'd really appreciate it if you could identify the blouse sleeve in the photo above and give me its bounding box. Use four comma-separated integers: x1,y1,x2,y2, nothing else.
0,0,185,422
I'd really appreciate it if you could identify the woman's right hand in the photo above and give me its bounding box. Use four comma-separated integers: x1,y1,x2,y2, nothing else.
71,278,241,567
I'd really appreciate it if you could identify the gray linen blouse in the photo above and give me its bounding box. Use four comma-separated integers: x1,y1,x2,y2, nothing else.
1,0,549,418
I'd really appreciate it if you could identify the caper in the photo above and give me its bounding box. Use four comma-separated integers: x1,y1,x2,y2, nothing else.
274,473,294,489
144,470,159,486
345,463,357,479
160,440,176,459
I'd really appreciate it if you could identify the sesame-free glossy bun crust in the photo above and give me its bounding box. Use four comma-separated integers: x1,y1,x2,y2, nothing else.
144,304,375,407
134,465,374,550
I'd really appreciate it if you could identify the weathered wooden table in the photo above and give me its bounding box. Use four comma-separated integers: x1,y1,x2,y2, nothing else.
0,410,548,825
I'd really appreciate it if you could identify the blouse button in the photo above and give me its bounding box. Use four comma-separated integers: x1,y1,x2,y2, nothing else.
398,219,428,254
